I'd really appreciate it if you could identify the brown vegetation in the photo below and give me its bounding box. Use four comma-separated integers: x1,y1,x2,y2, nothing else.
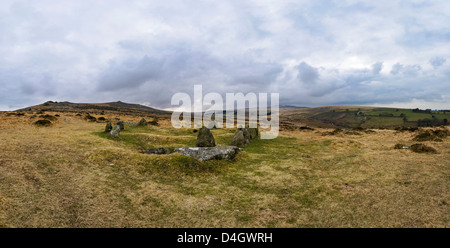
410,143,438,154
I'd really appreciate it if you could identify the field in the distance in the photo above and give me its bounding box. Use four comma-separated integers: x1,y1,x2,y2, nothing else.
282,106,450,128
0,112,448,227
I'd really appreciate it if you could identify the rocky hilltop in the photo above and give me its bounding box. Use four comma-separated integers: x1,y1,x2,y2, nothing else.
16,101,170,116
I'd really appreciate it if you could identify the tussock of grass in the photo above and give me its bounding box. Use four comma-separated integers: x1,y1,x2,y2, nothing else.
410,143,438,154
395,126,419,132
413,129,448,142
39,114,57,121
33,119,52,126
394,143,406,149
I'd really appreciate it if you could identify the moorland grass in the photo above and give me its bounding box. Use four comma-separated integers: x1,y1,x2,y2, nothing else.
0,114,448,227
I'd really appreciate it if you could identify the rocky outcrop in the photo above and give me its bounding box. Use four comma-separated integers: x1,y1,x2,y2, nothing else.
196,127,216,147
174,146,241,161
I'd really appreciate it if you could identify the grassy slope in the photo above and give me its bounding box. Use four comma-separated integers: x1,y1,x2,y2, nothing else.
0,112,448,227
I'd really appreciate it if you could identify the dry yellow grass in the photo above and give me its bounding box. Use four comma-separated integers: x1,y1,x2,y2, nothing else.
0,112,448,227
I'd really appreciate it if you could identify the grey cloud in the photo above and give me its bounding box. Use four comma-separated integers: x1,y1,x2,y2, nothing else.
390,63,403,75
97,56,162,92
280,60,450,107
391,63,422,76
372,62,383,75
402,64,422,76
20,82,37,95
296,62,319,84
429,57,446,69
400,30,450,47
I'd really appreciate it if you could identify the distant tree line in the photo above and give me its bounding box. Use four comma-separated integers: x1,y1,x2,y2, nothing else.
412,108,432,114
417,117,448,127
412,108,450,114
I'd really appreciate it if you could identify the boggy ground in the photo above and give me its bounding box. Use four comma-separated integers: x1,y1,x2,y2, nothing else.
0,112,448,227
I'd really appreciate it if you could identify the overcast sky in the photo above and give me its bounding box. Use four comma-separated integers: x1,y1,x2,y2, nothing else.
1,0,450,110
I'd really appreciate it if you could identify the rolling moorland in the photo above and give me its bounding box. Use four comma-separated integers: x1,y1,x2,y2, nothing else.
0,101,448,227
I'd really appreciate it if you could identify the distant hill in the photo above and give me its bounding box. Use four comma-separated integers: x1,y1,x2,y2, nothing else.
282,106,450,128
16,101,170,115
13,102,450,128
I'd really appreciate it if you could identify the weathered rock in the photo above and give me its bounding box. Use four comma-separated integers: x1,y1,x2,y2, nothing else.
116,120,124,130
246,127,258,140
145,147,171,155
230,129,250,148
110,124,121,138
174,146,241,161
241,127,251,139
196,127,216,147
105,122,112,132
138,118,148,126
